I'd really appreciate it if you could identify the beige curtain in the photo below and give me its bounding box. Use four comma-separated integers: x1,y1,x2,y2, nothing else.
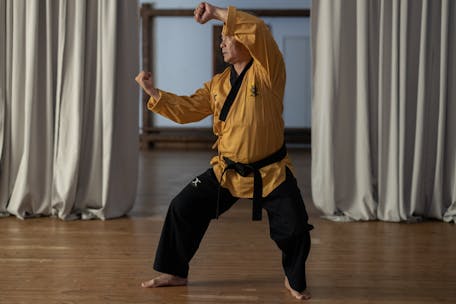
0,0,139,220
311,0,456,222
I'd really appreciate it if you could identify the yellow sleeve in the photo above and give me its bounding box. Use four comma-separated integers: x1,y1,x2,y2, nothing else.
147,81,213,124
222,6,285,88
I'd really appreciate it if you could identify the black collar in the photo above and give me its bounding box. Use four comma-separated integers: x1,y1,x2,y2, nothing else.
219,59,254,122
229,59,254,87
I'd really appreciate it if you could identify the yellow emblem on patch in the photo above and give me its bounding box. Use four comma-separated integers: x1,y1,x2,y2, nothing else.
250,84,258,97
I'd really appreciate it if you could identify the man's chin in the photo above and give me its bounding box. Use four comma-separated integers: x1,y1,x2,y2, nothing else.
222,56,231,64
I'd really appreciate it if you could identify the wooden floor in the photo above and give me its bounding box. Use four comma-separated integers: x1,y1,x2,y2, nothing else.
1,148,456,304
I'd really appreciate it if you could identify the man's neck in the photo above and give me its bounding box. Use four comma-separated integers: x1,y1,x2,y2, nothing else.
232,58,252,76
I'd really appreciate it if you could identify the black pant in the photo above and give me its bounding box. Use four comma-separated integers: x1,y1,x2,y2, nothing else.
153,167,313,292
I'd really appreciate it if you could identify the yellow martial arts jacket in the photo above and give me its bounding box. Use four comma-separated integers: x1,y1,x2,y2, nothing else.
147,6,293,199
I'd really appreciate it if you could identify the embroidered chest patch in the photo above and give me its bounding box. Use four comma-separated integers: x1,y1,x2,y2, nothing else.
250,84,258,97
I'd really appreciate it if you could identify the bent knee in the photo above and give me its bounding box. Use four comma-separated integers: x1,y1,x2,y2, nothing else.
169,195,194,219
270,222,312,243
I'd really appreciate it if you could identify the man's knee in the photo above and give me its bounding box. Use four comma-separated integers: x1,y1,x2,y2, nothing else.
270,222,311,242
169,193,194,219
169,186,214,220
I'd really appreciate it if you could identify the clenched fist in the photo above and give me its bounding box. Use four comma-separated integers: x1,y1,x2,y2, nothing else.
194,2,227,24
135,71,159,100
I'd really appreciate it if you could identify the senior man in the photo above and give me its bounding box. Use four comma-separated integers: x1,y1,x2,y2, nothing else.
135,2,313,300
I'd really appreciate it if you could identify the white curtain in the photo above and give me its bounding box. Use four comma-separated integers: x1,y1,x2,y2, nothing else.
0,0,139,220
311,0,456,222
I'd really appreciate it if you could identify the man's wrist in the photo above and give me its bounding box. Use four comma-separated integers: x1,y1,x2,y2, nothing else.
213,7,227,23
148,88,160,100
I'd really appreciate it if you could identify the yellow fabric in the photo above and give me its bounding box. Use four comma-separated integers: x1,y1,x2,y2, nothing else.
148,6,293,198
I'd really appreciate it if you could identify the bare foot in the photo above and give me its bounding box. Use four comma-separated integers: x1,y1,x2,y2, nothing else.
141,274,188,288
284,277,311,300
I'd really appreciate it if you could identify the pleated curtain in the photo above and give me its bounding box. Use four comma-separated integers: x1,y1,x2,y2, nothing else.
311,0,456,222
0,0,139,220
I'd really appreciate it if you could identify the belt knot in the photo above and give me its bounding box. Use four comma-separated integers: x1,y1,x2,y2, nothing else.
224,158,254,177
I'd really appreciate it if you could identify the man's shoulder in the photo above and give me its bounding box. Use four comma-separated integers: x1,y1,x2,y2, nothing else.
211,67,231,83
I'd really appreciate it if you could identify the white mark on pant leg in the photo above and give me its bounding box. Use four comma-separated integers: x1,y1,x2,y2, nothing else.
191,177,201,187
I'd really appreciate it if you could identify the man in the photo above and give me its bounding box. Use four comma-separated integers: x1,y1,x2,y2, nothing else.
135,2,313,300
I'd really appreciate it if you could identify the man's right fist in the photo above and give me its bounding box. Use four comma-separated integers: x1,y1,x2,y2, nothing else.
194,2,218,24
135,71,159,99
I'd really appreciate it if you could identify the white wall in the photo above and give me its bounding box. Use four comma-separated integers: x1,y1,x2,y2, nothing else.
140,0,311,128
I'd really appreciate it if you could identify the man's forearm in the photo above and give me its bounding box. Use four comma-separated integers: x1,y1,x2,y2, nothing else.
148,88,160,100
213,7,227,23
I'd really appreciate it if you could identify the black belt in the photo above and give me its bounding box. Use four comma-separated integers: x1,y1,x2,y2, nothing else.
216,143,287,221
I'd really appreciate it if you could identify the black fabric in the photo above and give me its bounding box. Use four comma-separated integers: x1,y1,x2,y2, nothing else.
229,65,238,87
262,167,314,291
153,169,237,278
153,167,313,291
221,143,287,221
219,59,254,121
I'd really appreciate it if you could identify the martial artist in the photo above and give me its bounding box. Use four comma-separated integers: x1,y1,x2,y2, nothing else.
135,2,313,300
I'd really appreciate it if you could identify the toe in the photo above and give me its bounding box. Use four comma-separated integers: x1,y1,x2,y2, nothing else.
141,279,155,288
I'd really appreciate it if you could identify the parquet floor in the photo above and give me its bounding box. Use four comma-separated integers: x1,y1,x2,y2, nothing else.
1,148,455,304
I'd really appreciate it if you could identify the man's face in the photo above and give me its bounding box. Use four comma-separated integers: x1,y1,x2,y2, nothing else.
220,35,251,64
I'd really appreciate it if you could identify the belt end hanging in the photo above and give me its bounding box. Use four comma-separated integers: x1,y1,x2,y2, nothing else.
252,198,262,221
